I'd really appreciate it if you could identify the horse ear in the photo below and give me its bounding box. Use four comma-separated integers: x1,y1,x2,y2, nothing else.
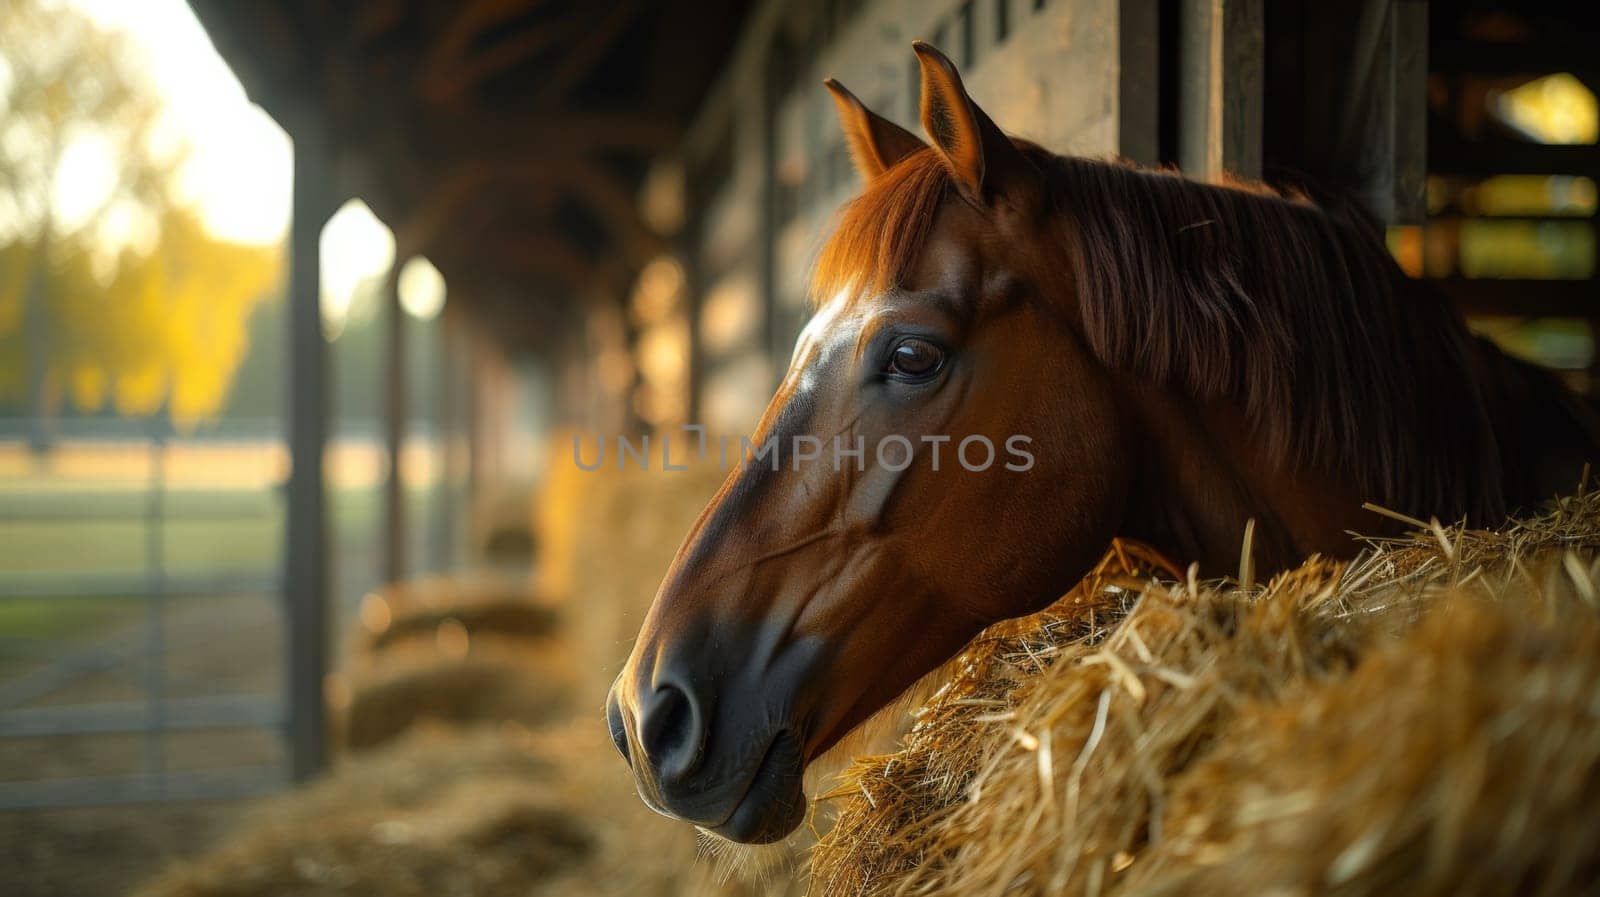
912,40,1037,205
824,78,925,182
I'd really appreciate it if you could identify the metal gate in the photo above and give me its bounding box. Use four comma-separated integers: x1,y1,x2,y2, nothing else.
0,418,291,808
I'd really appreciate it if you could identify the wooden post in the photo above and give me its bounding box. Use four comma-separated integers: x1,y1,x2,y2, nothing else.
284,116,333,783
1294,0,1428,224
430,311,461,574
682,252,704,425
1333,0,1428,222
382,267,407,586
1178,0,1264,180
24,224,53,455
1119,0,1161,167
759,33,792,387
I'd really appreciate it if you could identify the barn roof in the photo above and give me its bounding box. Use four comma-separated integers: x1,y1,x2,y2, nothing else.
191,0,753,349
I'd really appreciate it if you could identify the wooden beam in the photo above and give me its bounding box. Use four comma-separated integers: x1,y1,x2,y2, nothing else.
1436,278,1599,318
1431,41,1600,79
531,0,643,106
1429,138,1600,179
419,112,680,160
423,2,588,104
394,162,500,259
485,234,602,292
553,159,665,265
398,158,663,269
353,0,407,48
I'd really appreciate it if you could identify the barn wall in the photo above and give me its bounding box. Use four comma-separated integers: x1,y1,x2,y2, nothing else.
676,0,1127,436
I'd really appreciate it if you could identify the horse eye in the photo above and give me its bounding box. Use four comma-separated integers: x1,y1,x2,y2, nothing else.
887,338,944,379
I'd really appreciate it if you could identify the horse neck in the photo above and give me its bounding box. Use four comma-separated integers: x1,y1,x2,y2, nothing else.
1113,381,1379,577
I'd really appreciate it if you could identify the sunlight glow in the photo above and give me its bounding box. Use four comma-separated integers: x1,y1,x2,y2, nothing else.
49,131,118,234
397,256,447,321
1492,73,1598,146
65,0,292,246
320,199,395,339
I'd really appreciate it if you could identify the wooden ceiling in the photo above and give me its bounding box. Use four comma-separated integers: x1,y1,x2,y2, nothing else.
191,0,752,350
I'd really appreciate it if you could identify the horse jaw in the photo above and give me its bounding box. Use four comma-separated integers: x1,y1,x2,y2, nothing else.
687,650,972,882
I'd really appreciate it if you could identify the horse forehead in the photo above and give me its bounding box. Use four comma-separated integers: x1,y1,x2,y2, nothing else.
912,209,988,294
789,294,860,384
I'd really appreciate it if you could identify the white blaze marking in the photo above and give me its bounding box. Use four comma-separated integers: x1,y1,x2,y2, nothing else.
789,291,856,396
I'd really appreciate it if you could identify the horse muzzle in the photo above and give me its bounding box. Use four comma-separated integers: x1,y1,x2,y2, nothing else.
606,665,809,844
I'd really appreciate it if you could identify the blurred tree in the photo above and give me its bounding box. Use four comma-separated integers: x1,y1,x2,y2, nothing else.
0,0,280,442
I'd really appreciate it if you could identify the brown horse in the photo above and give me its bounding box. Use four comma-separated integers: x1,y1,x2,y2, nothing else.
606,42,1600,844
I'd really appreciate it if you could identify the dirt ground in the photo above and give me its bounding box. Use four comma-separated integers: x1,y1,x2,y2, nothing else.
0,594,284,897
1,799,252,897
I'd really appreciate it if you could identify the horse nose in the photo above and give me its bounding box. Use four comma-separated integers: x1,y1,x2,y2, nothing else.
636,680,706,781
606,688,630,763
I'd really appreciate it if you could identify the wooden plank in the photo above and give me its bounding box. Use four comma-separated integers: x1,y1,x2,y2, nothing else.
1429,139,1600,178
1431,41,1600,78
1434,278,1599,318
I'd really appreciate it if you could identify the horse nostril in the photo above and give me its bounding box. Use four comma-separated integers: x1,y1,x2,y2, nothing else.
606,690,631,764
638,682,702,778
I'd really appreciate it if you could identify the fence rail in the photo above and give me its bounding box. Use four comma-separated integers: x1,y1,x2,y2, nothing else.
0,767,288,810
0,695,282,737
0,423,292,811
0,572,279,600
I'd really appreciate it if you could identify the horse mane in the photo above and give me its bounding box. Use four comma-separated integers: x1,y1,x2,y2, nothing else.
811,145,1506,523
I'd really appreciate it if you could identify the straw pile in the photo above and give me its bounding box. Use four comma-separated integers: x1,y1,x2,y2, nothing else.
335,572,573,752
810,491,1600,896
136,721,800,897
339,656,570,750
137,451,802,897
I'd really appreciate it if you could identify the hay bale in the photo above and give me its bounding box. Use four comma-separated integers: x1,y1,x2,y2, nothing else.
336,574,576,752
810,491,1600,896
339,656,570,751
135,723,802,897
363,600,560,655
351,571,554,661
134,729,587,897
137,445,806,897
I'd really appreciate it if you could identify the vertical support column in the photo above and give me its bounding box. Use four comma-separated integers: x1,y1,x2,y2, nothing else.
465,327,485,556
682,253,704,426
759,35,792,387
1118,0,1161,167
142,421,168,794
1178,0,1264,180
382,268,407,586
285,118,332,783
1296,0,1427,224
24,226,53,456
430,311,459,574
1391,1,1428,225
1335,0,1427,222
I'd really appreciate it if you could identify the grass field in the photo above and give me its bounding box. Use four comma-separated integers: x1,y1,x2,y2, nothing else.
0,597,145,642
0,489,282,577
1,475,448,659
